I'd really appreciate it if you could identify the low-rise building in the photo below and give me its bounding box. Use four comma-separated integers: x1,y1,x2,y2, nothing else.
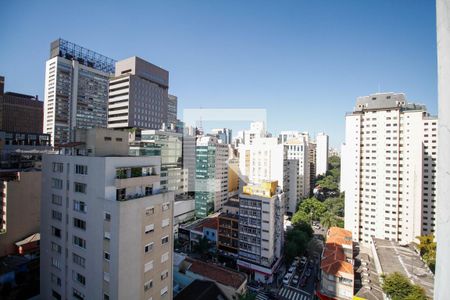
370,237,434,299
319,227,354,300
178,215,219,251
174,253,247,300
218,199,240,258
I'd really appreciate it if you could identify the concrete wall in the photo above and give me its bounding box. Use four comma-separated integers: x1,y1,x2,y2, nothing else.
0,171,41,256
435,0,450,298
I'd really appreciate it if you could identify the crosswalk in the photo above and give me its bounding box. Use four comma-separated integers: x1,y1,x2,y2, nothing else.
278,286,311,300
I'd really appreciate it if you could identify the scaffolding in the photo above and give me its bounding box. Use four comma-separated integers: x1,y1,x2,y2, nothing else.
51,38,116,74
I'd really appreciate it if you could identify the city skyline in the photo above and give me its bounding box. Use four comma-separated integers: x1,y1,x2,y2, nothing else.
0,0,437,148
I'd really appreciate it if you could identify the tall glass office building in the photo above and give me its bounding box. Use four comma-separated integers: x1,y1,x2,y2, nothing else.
44,39,115,145
129,129,187,195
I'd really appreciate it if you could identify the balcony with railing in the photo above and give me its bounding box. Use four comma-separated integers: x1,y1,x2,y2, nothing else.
115,166,160,189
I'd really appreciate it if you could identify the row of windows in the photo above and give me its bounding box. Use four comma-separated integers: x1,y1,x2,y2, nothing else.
52,162,88,175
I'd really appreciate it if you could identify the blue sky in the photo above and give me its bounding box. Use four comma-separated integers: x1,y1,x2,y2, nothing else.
0,0,437,148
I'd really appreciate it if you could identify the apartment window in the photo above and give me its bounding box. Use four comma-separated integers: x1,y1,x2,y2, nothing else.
161,236,169,245
74,182,87,194
52,210,62,221
52,178,63,189
145,206,155,215
52,194,63,206
52,226,61,238
104,212,111,221
162,218,169,228
161,286,168,296
162,202,170,211
73,218,86,230
104,272,110,282
73,288,85,300
73,253,86,268
73,271,86,285
104,232,111,240
104,294,110,300
51,257,61,269
73,236,86,249
144,242,154,253
161,252,169,263
144,260,154,272
51,273,61,286
52,162,63,172
75,164,88,175
161,270,169,280
52,290,61,300
144,280,153,291
51,242,61,253
104,137,112,141
145,224,154,234
104,252,110,261
73,200,87,213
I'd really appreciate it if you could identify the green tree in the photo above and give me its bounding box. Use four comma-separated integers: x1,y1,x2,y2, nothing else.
320,212,339,229
292,210,312,225
194,236,210,256
297,197,326,221
381,272,427,300
284,225,312,263
324,195,344,217
416,234,436,273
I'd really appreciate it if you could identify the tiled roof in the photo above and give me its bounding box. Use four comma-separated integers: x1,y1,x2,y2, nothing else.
185,257,246,289
326,227,352,246
320,227,353,277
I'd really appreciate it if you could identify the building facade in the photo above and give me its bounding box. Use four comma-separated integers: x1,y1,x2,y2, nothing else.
167,94,178,126
0,77,43,134
0,171,41,257
107,56,169,130
342,93,437,245
44,39,114,146
316,132,329,176
40,129,174,300
319,227,354,300
237,181,284,283
194,136,229,217
284,137,310,208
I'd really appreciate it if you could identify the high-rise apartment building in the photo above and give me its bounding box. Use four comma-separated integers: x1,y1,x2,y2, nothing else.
238,137,286,186
243,121,266,145
316,132,329,176
107,56,169,130
0,76,43,134
44,39,114,146
308,141,317,191
237,181,284,283
284,137,310,203
195,135,229,218
342,93,437,245
40,128,174,300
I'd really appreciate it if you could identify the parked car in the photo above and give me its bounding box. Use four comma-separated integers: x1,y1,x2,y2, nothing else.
283,274,291,285
292,275,299,285
288,266,296,273
300,256,307,265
